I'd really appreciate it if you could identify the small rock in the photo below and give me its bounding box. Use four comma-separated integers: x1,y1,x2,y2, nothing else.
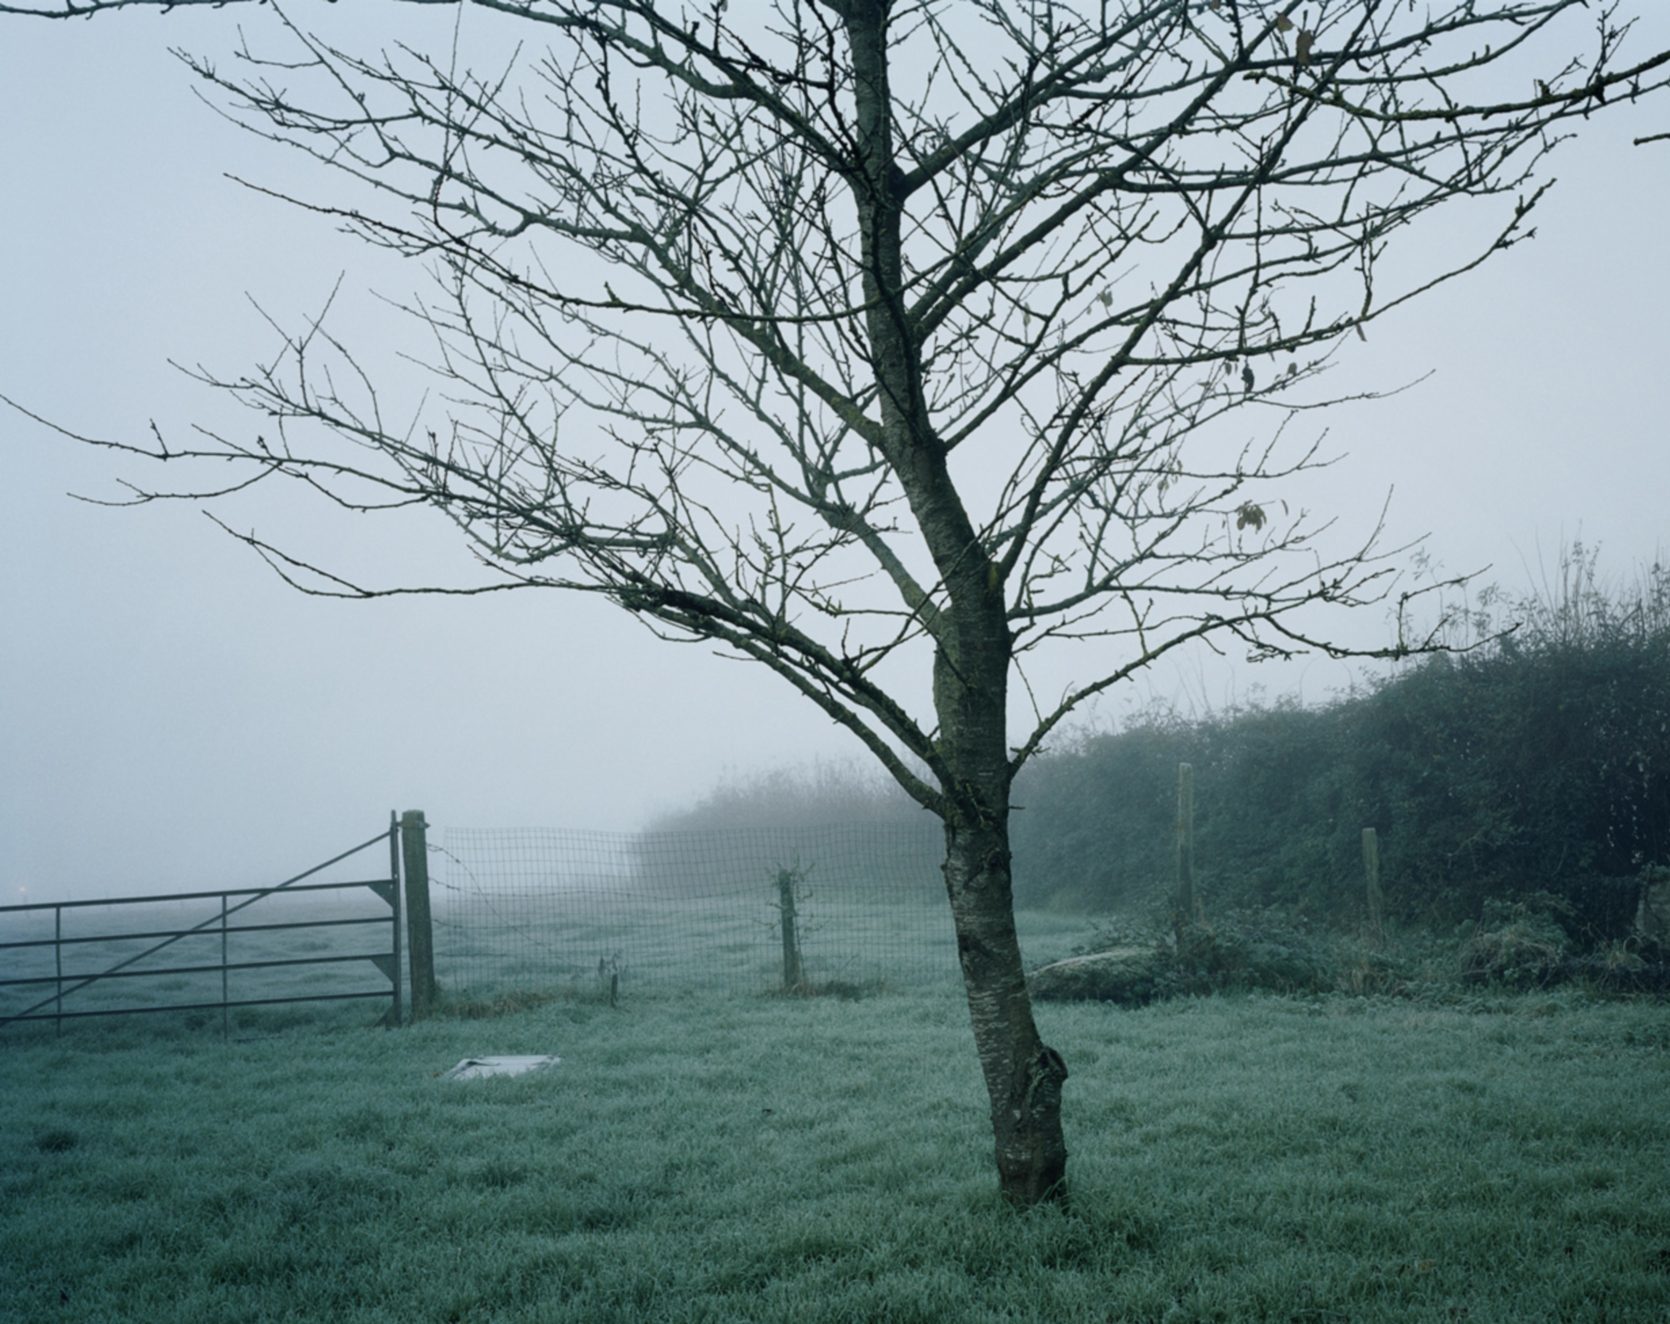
1028,946,1172,1005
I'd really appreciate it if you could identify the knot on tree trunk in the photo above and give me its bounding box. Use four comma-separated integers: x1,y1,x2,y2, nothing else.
996,1044,1070,1206
1018,1044,1069,1117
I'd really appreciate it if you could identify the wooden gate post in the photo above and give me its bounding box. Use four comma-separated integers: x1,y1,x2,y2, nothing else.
400,810,438,1019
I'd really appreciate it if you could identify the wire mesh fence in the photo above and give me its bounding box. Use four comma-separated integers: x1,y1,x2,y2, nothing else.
0,819,1109,1035
426,822,1091,1001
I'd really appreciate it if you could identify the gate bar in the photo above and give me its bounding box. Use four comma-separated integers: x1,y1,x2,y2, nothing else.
388,811,404,1027
2,831,391,1025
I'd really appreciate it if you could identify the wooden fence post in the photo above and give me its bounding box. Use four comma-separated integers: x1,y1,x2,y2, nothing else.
596,955,619,1007
1362,827,1385,947
400,810,438,1018
778,868,804,992
1173,762,1198,946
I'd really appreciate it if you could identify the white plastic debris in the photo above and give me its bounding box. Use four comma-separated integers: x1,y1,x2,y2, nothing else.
442,1054,560,1082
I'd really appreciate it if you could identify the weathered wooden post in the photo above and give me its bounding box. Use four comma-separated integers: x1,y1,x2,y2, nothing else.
1173,762,1197,947
1636,867,1670,944
777,868,804,992
400,810,438,1019
1362,827,1385,947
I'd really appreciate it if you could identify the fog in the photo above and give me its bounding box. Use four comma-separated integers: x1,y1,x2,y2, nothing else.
3,4,1667,903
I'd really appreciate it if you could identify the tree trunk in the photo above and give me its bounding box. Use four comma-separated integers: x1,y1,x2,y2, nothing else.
840,0,1068,1206
943,811,1070,1206
935,637,1069,1206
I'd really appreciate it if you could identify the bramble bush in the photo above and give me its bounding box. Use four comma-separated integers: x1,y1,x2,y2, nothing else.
654,551,1668,956
1010,549,1670,940
1457,896,1571,989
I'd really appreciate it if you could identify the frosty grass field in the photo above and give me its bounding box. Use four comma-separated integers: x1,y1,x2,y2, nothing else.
2,896,1668,1323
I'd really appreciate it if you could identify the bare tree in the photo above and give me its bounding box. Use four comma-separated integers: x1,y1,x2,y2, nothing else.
5,0,1667,1205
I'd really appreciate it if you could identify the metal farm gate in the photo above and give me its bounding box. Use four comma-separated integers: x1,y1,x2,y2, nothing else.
0,819,414,1036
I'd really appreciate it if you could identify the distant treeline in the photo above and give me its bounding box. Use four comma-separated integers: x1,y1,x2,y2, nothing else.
652,553,1670,938
645,759,929,837
637,763,942,901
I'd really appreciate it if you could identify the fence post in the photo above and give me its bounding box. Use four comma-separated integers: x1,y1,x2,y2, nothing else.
778,868,804,992
596,956,619,1007
1173,762,1198,946
401,810,438,1019
54,904,63,1037
1362,827,1385,947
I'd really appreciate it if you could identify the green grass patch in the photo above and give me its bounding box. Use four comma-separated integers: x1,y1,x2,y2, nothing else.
4,989,1667,1322
428,892,1094,1002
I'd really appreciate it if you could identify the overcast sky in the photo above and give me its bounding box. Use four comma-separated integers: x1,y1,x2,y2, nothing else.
3,3,1667,902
